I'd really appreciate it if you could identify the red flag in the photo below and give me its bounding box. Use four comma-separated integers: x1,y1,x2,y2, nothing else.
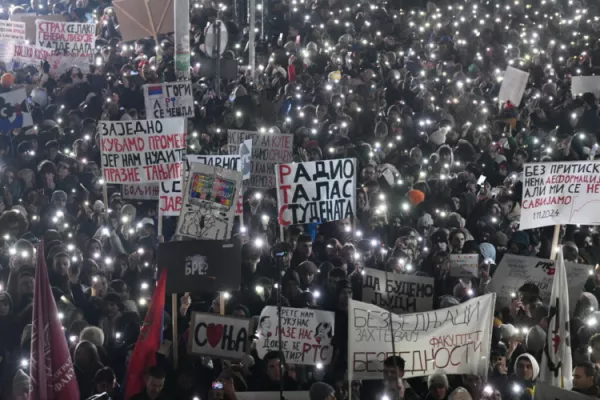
29,240,79,400
124,269,167,399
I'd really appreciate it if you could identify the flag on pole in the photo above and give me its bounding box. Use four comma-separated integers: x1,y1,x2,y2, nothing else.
124,269,167,399
29,239,79,400
540,247,573,389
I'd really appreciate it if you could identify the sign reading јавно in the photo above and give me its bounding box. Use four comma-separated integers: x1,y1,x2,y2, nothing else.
99,119,186,184
520,161,600,229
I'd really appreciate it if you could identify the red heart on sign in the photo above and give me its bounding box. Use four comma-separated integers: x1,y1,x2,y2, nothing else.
206,323,224,348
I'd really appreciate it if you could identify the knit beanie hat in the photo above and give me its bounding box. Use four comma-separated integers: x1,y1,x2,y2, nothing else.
310,382,335,400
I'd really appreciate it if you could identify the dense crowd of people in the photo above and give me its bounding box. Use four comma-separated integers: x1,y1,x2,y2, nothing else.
3,0,600,399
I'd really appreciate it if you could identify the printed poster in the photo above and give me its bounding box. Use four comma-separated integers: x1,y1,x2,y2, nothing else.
256,306,335,366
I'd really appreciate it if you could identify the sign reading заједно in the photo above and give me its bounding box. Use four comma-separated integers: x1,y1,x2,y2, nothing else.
520,161,600,229
99,119,186,184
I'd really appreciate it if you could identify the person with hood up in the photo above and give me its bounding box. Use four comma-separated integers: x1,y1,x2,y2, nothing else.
509,353,539,400
424,373,450,400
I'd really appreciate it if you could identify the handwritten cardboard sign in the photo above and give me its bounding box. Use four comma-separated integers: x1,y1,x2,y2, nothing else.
143,82,195,119
349,294,495,380
10,43,91,77
449,254,479,278
228,130,293,189
189,313,251,360
0,20,26,41
362,268,434,314
275,159,356,225
256,306,335,366
122,183,159,200
521,161,600,229
99,118,186,184
35,20,96,56
485,254,590,314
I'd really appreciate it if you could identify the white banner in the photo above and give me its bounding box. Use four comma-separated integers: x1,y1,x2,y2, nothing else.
122,183,159,200
449,254,479,278
35,20,96,56
276,159,356,226
485,254,591,314
11,43,91,77
349,294,495,380
99,118,186,184
571,76,600,97
0,89,33,131
498,66,529,107
160,155,243,217
228,130,293,189
175,163,242,240
188,312,251,360
362,268,434,314
0,21,25,41
143,82,194,119
520,161,600,229
174,0,190,80
256,306,335,366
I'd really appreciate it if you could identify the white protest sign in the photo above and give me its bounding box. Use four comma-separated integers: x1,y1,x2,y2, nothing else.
498,66,529,107
160,155,242,217
449,254,479,278
0,21,26,41
520,161,600,229
175,163,242,240
35,20,96,56
486,254,591,314
122,183,159,200
240,139,252,180
228,130,293,189
11,43,91,77
534,383,589,400
362,268,434,314
143,82,195,119
349,294,495,380
276,159,356,226
256,306,335,366
99,118,186,184
571,76,600,97
188,312,251,360
0,89,33,131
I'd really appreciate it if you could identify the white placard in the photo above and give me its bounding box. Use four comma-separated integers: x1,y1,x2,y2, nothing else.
122,183,159,200
143,82,195,119
498,66,529,107
275,159,356,226
0,21,25,41
35,20,96,56
11,43,91,77
256,306,335,366
485,254,591,314
362,268,434,314
349,294,495,380
449,254,479,278
188,313,251,360
571,76,600,97
520,161,600,229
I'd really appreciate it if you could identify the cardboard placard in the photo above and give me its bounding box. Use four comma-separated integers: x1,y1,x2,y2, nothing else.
188,313,251,360
449,254,479,278
0,20,26,41
35,20,96,55
143,82,195,119
362,268,434,314
122,183,159,200
498,66,529,107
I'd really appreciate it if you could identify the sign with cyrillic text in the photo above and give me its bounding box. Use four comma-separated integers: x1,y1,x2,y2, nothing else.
276,159,356,226
11,43,91,77
122,183,159,200
449,254,479,278
99,119,186,184
0,89,33,130
175,163,242,240
35,20,96,55
349,294,495,380
143,82,195,119
160,155,241,217
485,254,590,314
362,268,434,314
0,21,25,41
498,66,529,107
256,306,335,366
189,313,251,360
520,161,600,229
228,130,293,189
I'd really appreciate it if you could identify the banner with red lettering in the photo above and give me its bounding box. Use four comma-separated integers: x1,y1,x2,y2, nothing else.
228,130,293,189
160,155,244,217
0,20,25,41
122,183,160,200
99,118,186,184
256,306,335,366
174,163,242,240
35,20,96,56
520,161,600,229
11,43,91,77
275,159,356,226
348,294,495,380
